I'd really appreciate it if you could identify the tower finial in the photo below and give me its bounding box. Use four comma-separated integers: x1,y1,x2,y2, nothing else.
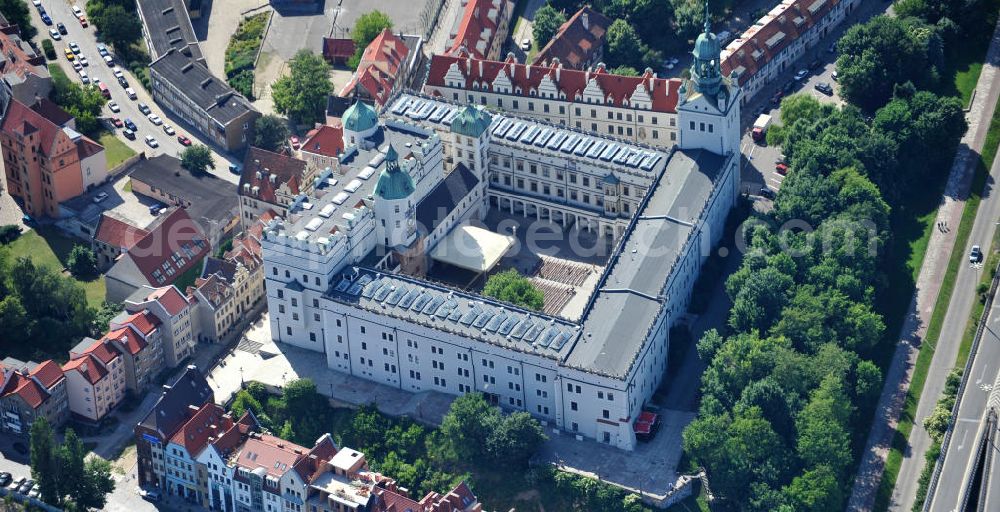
703,0,711,34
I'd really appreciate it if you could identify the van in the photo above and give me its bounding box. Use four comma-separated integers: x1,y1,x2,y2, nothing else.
97,82,110,99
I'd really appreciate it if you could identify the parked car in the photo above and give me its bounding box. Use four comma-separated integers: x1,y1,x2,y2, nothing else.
0,472,12,488
793,69,809,81
72,60,82,71
147,114,162,125
140,489,161,502
18,479,34,495
64,48,75,60
79,56,88,67
103,54,113,66
8,476,25,491
56,22,67,34
771,91,783,105
113,66,123,78
28,488,40,499
118,76,128,88
79,70,89,84
123,118,137,131
809,59,822,70
775,163,789,175
78,16,88,27
108,101,120,113
145,135,159,148
520,38,530,51
163,125,175,136
72,5,83,17
971,245,983,263
125,87,137,100
814,82,833,95
633,411,662,442
32,0,42,7
48,27,61,40
760,187,776,199
69,42,80,54
97,43,108,56
148,204,162,216
111,117,123,127
782,80,796,94
177,135,192,146
40,13,52,25
831,69,838,81
138,102,151,115
229,163,241,174
122,128,135,140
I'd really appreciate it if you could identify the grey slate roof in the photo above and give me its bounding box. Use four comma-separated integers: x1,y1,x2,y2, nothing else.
202,257,238,282
136,0,203,61
136,365,213,438
149,49,255,126
566,149,728,377
415,162,478,232
128,155,239,240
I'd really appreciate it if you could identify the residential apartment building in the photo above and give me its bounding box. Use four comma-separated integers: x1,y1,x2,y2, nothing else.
190,256,260,343
134,365,214,489
238,147,315,230
0,99,106,217
106,310,166,392
424,52,682,148
447,0,514,61
149,48,259,153
62,340,126,422
339,29,421,108
124,285,197,368
0,15,52,111
105,207,211,303
0,358,68,436
92,212,149,271
532,6,610,70
721,0,861,103
298,124,344,171
262,16,741,450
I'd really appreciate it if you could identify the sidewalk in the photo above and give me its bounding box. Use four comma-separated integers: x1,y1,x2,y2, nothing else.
847,19,1000,512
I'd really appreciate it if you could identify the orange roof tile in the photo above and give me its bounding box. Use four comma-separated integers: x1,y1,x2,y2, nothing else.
62,354,108,385
29,360,64,388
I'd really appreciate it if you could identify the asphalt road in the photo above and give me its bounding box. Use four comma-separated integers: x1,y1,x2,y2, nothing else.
887,20,1000,511
929,295,1000,511
29,1,239,184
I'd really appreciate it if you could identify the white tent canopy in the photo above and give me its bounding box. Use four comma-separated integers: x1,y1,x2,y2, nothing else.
430,225,516,273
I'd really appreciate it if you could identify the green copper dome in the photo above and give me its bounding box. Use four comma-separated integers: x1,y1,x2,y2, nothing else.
693,31,720,62
451,105,493,138
374,145,415,200
343,100,378,133
689,1,723,98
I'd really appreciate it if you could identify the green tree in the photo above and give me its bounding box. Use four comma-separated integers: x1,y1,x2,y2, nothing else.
349,11,393,69
670,0,703,41
488,412,547,467
92,4,142,52
67,245,97,278
0,0,37,40
180,145,215,175
253,114,291,152
482,269,544,310
696,328,725,361
76,457,115,510
439,393,499,461
611,65,640,76
59,429,87,501
532,5,566,49
0,295,29,344
272,50,332,124
279,420,296,440
605,19,643,70
795,376,853,475
854,359,882,403
29,417,61,505
782,465,843,512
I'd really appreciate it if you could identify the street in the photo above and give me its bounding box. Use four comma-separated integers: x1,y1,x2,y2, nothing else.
28,1,240,184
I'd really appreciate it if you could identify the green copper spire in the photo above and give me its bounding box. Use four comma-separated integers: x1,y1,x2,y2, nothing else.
374,144,415,200
451,105,493,138
690,0,722,98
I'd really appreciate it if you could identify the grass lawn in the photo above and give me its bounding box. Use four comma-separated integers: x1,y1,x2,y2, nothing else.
5,227,106,308
874,80,1000,512
172,257,205,293
99,131,136,170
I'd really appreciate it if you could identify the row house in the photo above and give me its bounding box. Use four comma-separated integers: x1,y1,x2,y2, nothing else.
190,258,249,343
0,14,52,110
339,29,420,108
0,359,68,436
62,341,126,423
721,0,860,103
238,147,315,231
532,6,610,71
424,52,682,148
125,285,198,368
298,124,344,173
448,0,513,61
106,310,167,392
92,212,149,271
134,366,214,489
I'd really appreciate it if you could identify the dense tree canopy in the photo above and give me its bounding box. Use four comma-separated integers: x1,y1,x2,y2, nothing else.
180,145,215,175
30,418,115,509
0,0,37,40
253,114,291,152
88,2,142,53
49,66,106,138
482,269,544,310
532,4,566,49
272,50,333,125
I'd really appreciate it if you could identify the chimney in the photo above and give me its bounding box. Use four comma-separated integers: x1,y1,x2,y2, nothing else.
555,59,561,82
582,12,589,30
478,58,483,77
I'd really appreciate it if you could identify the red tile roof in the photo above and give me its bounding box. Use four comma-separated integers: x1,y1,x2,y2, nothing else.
340,30,409,106
0,26,47,83
532,6,610,70
78,338,122,365
119,310,161,336
426,53,681,113
145,285,191,316
721,0,839,86
292,434,338,483
62,354,108,385
1,373,48,408
126,208,210,288
448,0,510,59
235,434,307,479
300,124,344,159
171,402,233,455
94,213,149,250
0,99,66,156
76,135,104,160
29,360,64,389
322,38,356,61
240,147,308,205
102,326,149,356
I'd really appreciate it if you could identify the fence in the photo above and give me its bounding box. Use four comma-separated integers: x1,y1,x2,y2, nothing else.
922,255,1000,510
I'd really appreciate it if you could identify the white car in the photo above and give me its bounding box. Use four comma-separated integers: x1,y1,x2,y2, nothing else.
147,114,162,126
108,101,120,113
72,61,82,71
79,56,88,67
794,69,809,81
144,135,159,148
79,70,89,84
163,125,175,136
113,66,123,78
520,38,530,51
69,42,80,54
125,87,136,100
48,28,60,40
72,5,83,17
103,54,113,66
32,0,41,6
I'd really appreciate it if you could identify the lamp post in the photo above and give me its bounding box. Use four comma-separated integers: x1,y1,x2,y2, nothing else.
239,366,244,388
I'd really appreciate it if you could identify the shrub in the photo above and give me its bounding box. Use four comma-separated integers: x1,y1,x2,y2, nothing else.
482,269,544,310
67,245,97,278
41,39,56,60
0,224,21,244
